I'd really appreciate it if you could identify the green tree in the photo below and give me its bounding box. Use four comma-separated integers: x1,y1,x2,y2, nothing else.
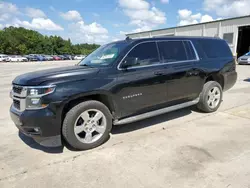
0,26,100,55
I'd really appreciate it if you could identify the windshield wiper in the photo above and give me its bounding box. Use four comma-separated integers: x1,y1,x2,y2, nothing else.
79,64,94,68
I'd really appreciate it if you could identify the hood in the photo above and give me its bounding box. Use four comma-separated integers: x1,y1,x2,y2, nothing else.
13,65,99,86
239,55,250,59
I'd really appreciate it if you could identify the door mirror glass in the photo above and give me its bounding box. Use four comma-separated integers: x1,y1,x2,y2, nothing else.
120,57,138,69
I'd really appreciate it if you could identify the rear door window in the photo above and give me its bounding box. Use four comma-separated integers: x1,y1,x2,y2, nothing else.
198,39,232,58
157,41,188,63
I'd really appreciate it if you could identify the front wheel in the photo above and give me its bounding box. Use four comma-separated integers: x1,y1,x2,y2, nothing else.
62,100,112,150
197,81,223,113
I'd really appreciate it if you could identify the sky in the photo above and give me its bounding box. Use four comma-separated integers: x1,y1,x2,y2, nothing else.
1,0,250,44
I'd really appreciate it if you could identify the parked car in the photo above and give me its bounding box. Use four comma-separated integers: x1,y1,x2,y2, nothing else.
10,37,237,150
53,55,62,60
238,52,250,65
25,55,39,61
58,55,67,60
74,55,86,60
35,55,46,61
42,55,53,61
63,54,73,60
6,55,28,62
0,54,9,62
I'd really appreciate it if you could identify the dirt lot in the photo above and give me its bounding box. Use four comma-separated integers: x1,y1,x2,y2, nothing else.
0,61,250,188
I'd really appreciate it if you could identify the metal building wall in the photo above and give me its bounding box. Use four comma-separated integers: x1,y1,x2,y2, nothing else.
127,16,250,56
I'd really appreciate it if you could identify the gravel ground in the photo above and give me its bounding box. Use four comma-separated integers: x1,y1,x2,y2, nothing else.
0,60,250,188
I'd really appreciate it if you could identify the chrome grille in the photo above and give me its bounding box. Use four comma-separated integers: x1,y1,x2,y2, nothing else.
13,99,20,110
13,85,23,94
11,85,27,112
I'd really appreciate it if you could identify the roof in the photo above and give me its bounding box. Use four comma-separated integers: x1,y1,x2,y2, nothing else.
127,15,250,36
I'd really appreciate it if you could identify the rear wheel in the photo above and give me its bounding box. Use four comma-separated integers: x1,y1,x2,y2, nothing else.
197,81,223,113
62,100,112,150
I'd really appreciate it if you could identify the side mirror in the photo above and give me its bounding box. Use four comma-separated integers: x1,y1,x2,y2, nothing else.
120,57,138,69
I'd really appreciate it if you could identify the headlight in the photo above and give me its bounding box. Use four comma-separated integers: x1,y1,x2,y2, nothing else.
248,58,250,61
26,86,56,109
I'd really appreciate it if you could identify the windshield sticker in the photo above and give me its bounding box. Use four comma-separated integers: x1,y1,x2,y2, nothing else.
100,54,115,60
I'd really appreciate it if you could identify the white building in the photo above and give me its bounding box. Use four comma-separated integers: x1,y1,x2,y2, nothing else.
127,15,250,58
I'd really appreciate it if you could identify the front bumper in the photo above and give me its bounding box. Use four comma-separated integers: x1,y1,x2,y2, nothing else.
10,105,62,147
238,60,250,65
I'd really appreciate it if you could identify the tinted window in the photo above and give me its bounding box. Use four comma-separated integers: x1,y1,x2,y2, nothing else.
158,41,188,63
125,42,159,67
198,39,232,58
223,33,234,44
183,41,197,60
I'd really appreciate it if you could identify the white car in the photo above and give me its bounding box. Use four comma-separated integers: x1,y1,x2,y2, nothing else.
0,54,9,62
6,56,28,62
74,55,86,60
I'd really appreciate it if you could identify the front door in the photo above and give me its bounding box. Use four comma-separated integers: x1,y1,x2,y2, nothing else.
114,42,168,118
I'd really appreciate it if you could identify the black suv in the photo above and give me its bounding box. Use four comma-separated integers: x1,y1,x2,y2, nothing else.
10,37,237,150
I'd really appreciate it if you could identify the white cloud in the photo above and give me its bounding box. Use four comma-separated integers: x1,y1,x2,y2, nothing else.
60,10,82,21
200,14,214,23
119,0,166,32
119,0,150,10
161,0,169,4
204,0,250,17
0,23,3,29
0,2,63,31
0,2,19,21
69,20,109,43
7,18,63,31
178,9,214,26
25,7,46,18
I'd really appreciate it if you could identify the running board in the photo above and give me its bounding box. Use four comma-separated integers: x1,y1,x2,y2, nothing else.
113,98,199,125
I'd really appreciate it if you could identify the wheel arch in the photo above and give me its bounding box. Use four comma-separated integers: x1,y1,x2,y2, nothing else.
61,91,117,125
205,73,224,90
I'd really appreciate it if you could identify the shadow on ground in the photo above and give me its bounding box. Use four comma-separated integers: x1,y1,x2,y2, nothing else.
112,106,196,134
18,131,64,154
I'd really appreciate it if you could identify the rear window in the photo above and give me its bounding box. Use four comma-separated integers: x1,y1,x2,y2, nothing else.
198,39,232,58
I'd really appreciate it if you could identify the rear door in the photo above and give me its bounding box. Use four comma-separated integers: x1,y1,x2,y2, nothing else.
157,40,202,103
115,41,168,118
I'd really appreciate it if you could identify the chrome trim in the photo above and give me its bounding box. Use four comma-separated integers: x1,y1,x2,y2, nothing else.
117,40,200,70
12,96,26,112
113,98,199,125
11,85,55,112
189,41,199,60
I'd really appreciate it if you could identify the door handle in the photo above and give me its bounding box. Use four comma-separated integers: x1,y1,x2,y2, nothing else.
154,71,164,76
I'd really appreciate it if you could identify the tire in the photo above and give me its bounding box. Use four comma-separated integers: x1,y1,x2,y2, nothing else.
62,100,112,150
197,81,223,113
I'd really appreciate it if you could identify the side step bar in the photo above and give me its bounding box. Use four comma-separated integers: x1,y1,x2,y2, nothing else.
113,98,199,125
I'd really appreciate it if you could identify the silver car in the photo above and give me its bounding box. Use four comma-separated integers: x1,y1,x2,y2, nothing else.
238,52,250,65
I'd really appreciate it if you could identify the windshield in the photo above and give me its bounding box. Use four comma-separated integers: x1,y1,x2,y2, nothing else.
245,52,250,56
79,42,129,67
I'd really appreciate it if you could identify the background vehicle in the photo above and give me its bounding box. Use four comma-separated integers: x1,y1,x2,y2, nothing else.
42,55,53,61
63,54,73,60
0,54,9,62
6,55,28,62
10,37,237,150
58,55,67,60
34,55,46,61
74,55,86,60
25,55,39,62
238,52,250,65
53,55,62,60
